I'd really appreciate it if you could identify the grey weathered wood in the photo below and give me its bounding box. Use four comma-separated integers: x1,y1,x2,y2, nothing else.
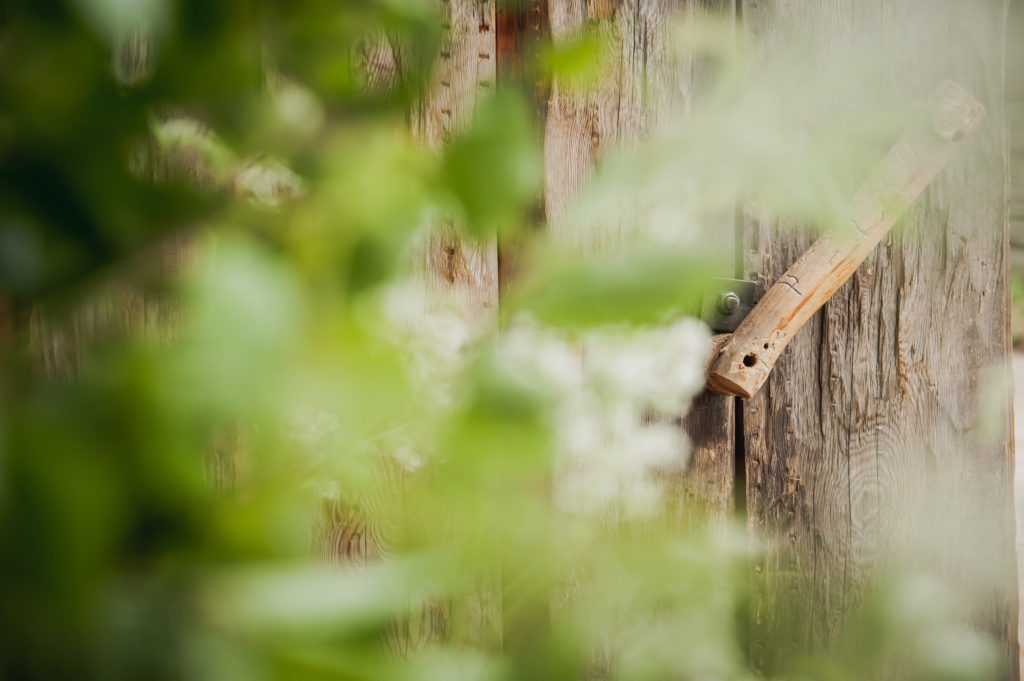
710,80,986,399
740,0,1018,675
312,0,503,652
1007,0,1024,270
412,0,499,325
676,388,736,526
407,0,502,650
545,0,738,525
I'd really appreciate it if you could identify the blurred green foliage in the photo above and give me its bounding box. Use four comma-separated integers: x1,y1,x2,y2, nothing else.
1011,275,1024,348
0,1,1005,681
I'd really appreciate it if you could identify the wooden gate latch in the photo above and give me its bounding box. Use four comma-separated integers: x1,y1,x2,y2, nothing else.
705,80,985,399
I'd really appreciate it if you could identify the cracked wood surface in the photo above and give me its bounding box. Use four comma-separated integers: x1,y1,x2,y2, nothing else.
710,80,986,399
318,1,503,652
410,0,499,325
545,0,738,526
740,0,1018,676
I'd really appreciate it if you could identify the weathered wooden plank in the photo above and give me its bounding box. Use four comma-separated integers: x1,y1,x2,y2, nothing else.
411,0,499,325
1006,0,1024,273
1011,0,1024,278
330,0,502,653
491,2,553,671
495,0,549,293
740,0,1017,675
544,0,738,525
676,388,737,526
710,81,986,399
319,0,501,561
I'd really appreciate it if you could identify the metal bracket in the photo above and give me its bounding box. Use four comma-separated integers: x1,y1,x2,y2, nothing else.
702,278,757,333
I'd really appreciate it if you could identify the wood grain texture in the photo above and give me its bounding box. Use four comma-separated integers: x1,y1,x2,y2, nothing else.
411,0,499,326
1005,0,1024,266
320,0,500,566
544,0,738,524
666,332,739,528
674,388,736,528
740,0,1017,675
544,0,735,224
314,0,503,652
495,0,549,294
709,81,985,399
405,0,501,647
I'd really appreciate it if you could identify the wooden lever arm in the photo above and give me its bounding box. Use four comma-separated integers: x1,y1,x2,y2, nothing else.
706,80,985,399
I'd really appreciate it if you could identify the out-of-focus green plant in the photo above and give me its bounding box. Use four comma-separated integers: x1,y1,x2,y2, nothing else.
0,2,1005,681
1010,275,1024,348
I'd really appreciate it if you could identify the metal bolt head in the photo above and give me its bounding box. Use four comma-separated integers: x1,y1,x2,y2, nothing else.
718,291,741,315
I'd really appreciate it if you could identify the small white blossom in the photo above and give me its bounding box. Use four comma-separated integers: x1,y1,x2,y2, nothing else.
645,205,701,247
232,157,305,207
497,315,709,520
288,410,340,448
392,439,426,473
273,81,326,137
501,318,583,392
380,281,480,407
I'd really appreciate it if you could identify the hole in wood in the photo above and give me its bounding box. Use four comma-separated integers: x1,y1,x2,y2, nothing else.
743,354,757,367
763,343,769,350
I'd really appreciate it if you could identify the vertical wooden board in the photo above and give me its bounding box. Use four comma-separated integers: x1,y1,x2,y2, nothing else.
1008,0,1024,263
408,0,503,649
411,0,499,326
545,0,699,227
313,0,503,652
740,0,1017,674
320,0,500,550
676,389,736,527
544,0,738,522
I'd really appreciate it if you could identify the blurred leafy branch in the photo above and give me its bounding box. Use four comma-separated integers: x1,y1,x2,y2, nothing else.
0,1,1002,681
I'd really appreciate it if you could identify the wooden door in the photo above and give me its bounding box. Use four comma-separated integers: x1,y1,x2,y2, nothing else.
738,0,1018,675
530,0,1018,676
17,0,1018,675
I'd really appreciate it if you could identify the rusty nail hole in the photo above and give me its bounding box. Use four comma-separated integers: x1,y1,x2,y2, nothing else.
763,343,769,350
743,354,757,368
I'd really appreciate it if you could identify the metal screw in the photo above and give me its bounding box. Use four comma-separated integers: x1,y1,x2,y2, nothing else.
718,291,741,315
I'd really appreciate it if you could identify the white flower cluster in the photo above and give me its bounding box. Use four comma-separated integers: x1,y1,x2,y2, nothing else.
299,280,711,521
500,318,711,519
380,281,481,410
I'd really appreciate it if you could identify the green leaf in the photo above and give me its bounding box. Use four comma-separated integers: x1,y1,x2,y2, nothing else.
442,90,541,236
